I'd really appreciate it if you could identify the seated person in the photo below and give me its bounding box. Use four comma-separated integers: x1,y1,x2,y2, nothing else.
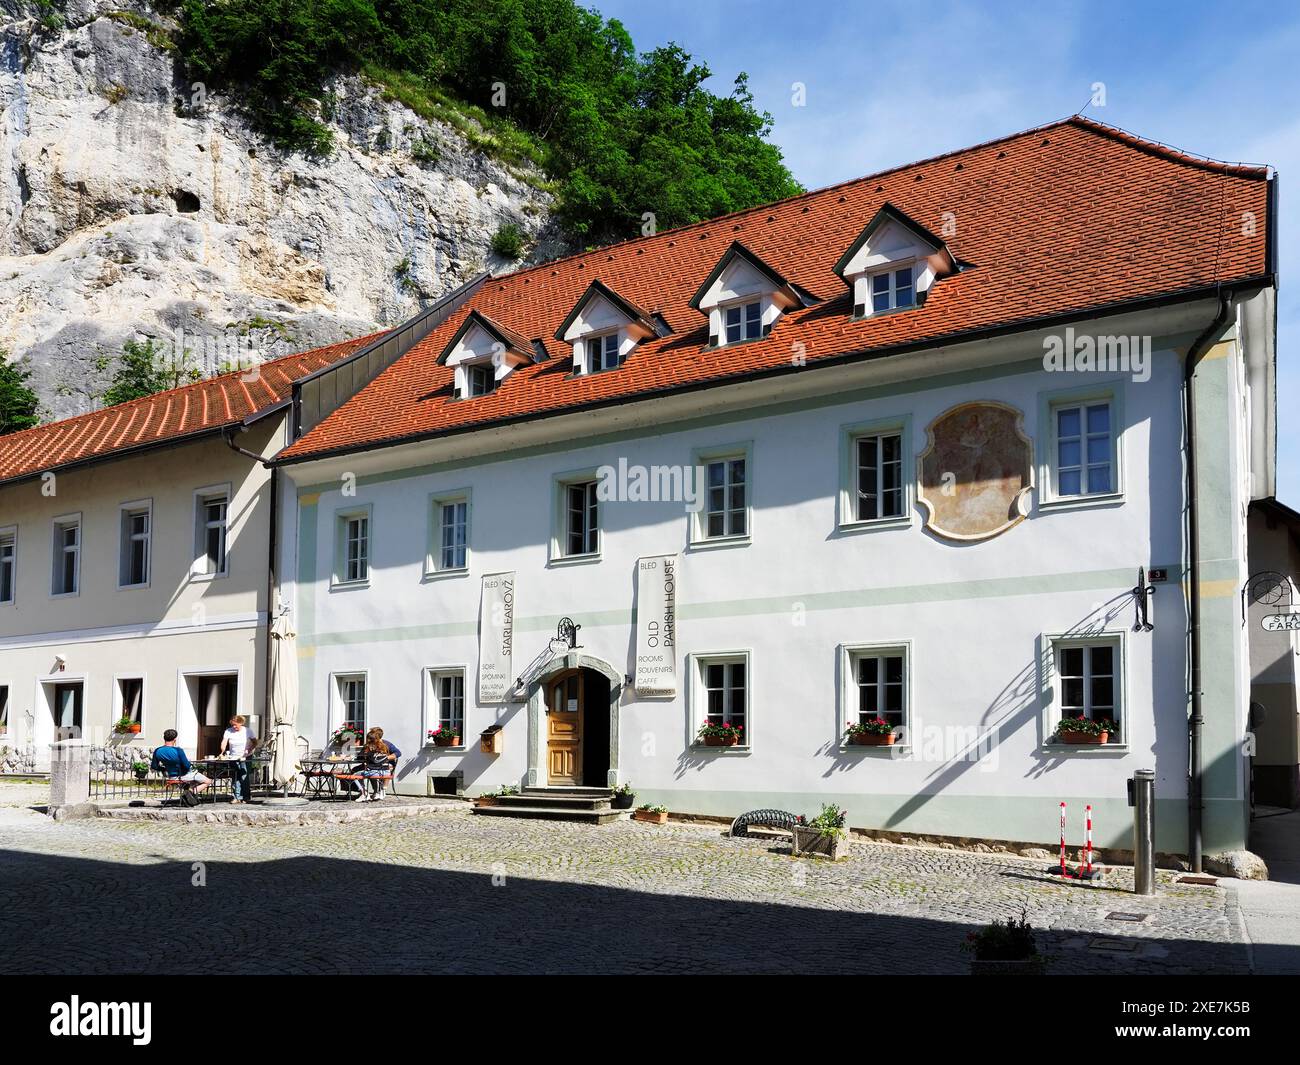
356,728,399,801
150,730,211,798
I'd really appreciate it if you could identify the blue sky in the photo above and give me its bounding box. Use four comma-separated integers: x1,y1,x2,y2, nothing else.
599,0,1299,502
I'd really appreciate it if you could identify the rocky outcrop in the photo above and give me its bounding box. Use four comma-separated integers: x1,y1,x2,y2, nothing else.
0,1,563,419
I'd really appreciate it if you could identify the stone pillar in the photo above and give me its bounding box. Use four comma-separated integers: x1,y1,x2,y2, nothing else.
48,740,93,820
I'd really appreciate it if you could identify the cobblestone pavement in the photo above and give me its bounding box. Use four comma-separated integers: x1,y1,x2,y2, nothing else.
0,783,1249,975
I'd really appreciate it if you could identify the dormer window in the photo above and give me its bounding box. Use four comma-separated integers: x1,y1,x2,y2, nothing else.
725,301,763,343
439,309,535,400
870,266,915,314
466,363,497,397
556,280,656,376
690,242,814,349
587,333,624,373
835,203,956,320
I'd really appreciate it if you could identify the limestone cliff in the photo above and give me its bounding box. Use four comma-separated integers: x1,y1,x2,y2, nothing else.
0,0,563,419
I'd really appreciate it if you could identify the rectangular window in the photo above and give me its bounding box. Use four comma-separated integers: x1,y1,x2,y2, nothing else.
564,481,599,557
0,530,14,604
51,517,80,596
870,266,915,313
701,657,747,732
854,652,906,729
0,685,9,735
119,505,151,587
436,498,469,571
587,333,623,373
336,674,367,733
196,492,229,576
1056,641,1117,724
434,671,465,737
466,363,496,397
724,300,763,343
704,457,747,539
856,432,904,521
118,677,144,725
1054,402,1113,496
339,513,370,583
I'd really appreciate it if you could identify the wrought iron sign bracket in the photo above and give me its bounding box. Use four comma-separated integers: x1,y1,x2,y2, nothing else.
1131,567,1155,632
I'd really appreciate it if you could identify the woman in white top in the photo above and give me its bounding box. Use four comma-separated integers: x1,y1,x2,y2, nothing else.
219,715,257,804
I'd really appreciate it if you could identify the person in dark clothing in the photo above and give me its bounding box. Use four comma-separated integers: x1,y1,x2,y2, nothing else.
357,727,399,801
150,729,211,797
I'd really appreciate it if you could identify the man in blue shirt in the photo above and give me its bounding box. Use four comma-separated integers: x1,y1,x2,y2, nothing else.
151,729,211,798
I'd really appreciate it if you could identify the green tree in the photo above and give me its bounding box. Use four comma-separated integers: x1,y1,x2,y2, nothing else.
102,339,195,406
0,352,41,435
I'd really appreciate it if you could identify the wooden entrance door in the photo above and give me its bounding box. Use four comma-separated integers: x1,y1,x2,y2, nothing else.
546,673,582,785
197,675,237,758
52,682,83,739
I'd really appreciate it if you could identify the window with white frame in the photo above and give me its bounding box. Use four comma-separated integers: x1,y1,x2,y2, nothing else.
195,491,229,576
118,677,144,726
429,670,465,739
855,431,904,521
1052,400,1114,497
869,266,915,313
701,454,748,540
586,332,624,373
0,684,9,735
0,529,14,604
119,504,151,587
465,362,496,397
51,516,80,596
429,494,469,573
562,479,599,558
337,510,370,584
850,648,907,730
724,300,763,344
335,674,367,732
1054,639,1120,732
695,654,748,740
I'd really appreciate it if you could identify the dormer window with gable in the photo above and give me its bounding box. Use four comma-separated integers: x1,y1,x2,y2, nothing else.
690,242,815,348
439,310,535,400
556,280,659,376
834,203,956,319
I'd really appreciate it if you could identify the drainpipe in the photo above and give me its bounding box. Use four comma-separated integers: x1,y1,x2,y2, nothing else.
1184,291,1232,874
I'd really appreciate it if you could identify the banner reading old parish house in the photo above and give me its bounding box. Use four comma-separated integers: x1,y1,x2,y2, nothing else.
478,571,516,703
635,555,678,694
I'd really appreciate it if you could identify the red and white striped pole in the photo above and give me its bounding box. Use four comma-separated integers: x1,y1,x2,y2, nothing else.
1059,802,1068,876
1083,804,1094,875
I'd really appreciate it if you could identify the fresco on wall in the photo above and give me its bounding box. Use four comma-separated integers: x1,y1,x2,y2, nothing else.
917,401,1034,541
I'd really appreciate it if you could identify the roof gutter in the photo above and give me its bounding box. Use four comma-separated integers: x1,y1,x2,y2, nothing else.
274,274,1272,469
1184,290,1234,874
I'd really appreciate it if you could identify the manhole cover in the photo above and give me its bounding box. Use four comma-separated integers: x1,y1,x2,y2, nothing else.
1105,912,1149,923
1089,938,1140,953
1176,875,1218,886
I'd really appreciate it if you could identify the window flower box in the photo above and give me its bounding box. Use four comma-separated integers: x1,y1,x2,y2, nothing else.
427,727,461,748
845,718,895,746
634,804,668,824
697,722,743,747
1054,716,1118,746
114,717,142,735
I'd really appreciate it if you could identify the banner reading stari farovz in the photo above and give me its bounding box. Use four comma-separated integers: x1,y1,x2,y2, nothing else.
636,555,678,694
479,571,515,703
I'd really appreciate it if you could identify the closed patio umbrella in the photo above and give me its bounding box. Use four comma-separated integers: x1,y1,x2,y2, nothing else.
268,611,300,792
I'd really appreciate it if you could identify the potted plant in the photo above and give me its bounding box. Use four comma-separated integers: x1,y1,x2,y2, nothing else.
427,726,461,747
963,911,1044,974
131,760,150,782
634,803,668,825
792,803,849,859
611,782,635,809
845,717,896,746
330,723,364,747
1055,716,1118,746
114,716,142,735
697,722,743,747
475,784,517,807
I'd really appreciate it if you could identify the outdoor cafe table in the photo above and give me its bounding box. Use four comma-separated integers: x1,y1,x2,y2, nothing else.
298,756,364,800
189,757,241,804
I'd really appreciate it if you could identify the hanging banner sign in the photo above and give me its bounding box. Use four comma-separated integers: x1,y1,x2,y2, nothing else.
635,555,678,694
1261,612,1300,632
479,572,516,702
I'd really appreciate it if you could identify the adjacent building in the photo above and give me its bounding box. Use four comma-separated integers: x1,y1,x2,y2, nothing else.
273,118,1279,856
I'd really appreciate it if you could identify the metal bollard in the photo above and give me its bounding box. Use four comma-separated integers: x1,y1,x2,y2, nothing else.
1130,769,1156,895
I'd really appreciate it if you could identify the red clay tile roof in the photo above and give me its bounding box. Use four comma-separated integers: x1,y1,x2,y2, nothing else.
273,116,1268,464
0,332,384,485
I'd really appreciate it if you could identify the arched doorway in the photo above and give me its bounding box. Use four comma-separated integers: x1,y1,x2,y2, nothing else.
526,653,621,788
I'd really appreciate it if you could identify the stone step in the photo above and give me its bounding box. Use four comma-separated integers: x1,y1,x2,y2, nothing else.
471,803,629,825
494,792,612,811
522,786,614,798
